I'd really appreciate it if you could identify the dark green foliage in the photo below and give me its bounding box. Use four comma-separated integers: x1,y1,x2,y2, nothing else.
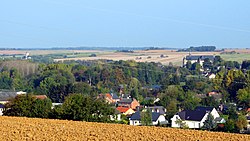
141,109,152,126
3,94,52,118
178,46,216,52
58,94,114,122
202,113,216,131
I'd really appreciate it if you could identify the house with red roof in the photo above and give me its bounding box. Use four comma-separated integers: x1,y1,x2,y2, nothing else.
116,107,135,116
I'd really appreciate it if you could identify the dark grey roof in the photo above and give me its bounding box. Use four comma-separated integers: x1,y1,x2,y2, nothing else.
246,116,250,120
214,117,223,122
186,55,214,61
119,98,132,104
111,93,119,99
0,103,5,108
0,91,17,101
178,110,207,121
194,106,214,112
147,106,166,115
130,111,161,122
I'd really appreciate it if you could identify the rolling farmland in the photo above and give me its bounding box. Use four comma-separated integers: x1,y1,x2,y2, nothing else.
0,116,249,141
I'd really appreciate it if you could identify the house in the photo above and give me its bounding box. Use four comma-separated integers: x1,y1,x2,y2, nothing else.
0,103,5,116
0,90,26,104
194,106,220,118
183,55,215,67
129,111,167,126
246,116,250,130
214,117,226,124
116,107,135,116
98,93,120,104
146,106,166,116
171,106,220,129
118,98,140,110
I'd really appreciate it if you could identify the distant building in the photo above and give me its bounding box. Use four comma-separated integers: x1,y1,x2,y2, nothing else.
183,54,215,67
129,111,168,126
171,106,221,129
118,98,140,110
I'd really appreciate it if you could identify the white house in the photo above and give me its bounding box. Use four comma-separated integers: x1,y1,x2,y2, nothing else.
171,106,220,129
0,104,4,116
129,111,167,126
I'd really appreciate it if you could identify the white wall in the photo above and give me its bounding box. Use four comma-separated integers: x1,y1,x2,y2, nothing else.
130,120,141,126
0,108,3,116
210,108,220,119
171,115,181,128
153,115,167,125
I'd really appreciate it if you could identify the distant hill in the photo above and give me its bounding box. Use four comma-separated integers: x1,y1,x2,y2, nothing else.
178,46,216,52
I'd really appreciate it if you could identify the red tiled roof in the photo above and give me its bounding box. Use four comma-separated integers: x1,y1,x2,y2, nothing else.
105,93,112,100
247,108,250,112
116,107,130,113
34,95,47,100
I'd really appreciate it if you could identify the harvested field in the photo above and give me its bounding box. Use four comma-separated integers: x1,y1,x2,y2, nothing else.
54,50,220,66
0,116,249,141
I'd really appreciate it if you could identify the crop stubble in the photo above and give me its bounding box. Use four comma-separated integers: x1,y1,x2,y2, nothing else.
0,116,249,141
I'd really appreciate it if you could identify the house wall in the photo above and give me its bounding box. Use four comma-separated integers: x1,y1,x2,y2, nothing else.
171,115,181,128
130,120,141,126
210,109,220,119
0,108,3,116
153,115,167,125
171,113,210,128
131,100,140,110
124,109,135,115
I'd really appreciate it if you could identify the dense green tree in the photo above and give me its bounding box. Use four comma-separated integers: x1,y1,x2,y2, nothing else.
3,94,52,118
202,113,216,131
237,87,250,108
141,109,152,126
60,94,114,122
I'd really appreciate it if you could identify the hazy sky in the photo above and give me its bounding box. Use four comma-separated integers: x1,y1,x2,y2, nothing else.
0,0,250,48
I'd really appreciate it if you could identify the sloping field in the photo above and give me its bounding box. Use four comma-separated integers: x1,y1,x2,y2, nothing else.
0,116,249,141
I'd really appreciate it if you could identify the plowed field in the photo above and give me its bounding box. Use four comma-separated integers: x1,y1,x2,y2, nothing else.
0,116,249,141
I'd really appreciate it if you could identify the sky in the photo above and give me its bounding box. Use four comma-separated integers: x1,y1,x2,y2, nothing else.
0,0,250,49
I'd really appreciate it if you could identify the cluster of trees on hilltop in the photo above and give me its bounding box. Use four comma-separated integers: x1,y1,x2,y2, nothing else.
178,46,216,52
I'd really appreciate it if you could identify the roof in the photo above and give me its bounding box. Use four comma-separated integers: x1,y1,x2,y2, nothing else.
214,117,225,123
0,103,5,108
178,110,207,121
147,106,166,115
119,98,133,104
130,111,161,122
105,93,112,100
34,95,47,100
111,93,119,99
186,55,214,61
246,116,250,120
116,107,131,113
0,91,17,101
247,108,250,112
194,106,214,112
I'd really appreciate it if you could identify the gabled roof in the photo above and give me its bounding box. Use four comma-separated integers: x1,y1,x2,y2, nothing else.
130,111,161,122
194,106,214,112
247,116,250,120
111,93,119,99
116,107,131,113
105,93,112,100
214,117,225,123
119,98,133,104
0,91,17,101
34,95,47,100
0,103,5,108
178,110,207,121
147,106,166,115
